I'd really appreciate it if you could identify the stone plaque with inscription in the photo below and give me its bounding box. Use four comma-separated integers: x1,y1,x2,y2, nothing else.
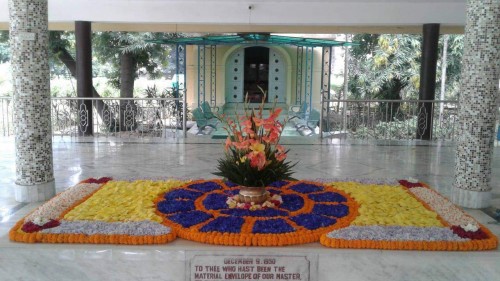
186,253,316,281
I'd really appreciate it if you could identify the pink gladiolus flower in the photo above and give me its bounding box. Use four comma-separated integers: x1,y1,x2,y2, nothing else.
263,129,280,144
248,151,267,170
234,131,243,142
243,126,255,135
225,138,232,151
276,152,287,162
269,108,282,120
274,145,287,161
253,117,264,127
276,144,285,154
263,121,274,131
232,140,250,150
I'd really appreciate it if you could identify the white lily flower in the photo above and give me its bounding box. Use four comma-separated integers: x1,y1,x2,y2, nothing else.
460,223,479,232
407,177,419,183
32,216,50,226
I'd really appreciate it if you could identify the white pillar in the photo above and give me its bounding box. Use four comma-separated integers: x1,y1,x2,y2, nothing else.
9,0,55,202
452,0,500,208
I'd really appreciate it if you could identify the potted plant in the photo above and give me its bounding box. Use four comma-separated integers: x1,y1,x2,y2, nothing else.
214,89,296,204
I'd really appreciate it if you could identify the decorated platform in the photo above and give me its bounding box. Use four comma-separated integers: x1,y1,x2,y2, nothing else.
9,178,498,251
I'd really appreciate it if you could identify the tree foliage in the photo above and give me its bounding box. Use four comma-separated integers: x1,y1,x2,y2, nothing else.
348,34,463,101
436,35,463,100
0,30,10,63
48,31,76,78
47,31,179,97
92,32,176,90
348,34,421,100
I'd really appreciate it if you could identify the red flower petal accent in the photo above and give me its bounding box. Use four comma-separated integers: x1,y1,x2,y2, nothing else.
21,219,60,233
451,225,489,240
43,219,61,229
82,177,113,184
270,200,281,206
21,222,42,233
398,180,423,188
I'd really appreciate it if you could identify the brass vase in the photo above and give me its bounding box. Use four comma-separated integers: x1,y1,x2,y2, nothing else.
238,186,270,204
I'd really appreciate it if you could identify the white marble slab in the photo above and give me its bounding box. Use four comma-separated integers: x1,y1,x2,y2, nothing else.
0,138,499,281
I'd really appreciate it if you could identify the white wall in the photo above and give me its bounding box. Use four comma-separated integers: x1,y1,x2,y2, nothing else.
0,0,466,30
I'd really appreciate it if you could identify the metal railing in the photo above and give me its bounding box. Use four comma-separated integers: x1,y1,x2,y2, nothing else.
0,94,471,142
0,92,187,139
320,96,460,140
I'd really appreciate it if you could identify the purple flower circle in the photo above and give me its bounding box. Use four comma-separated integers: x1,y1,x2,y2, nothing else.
164,189,203,201
200,217,244,233
188,181,223,192
280,194,305,211
312,204,349,218
158,200,194,214
203,194,229,210
253,219,295,234
308,192,346,203
168,211,212,228
290,214,337,230
290,183,324,193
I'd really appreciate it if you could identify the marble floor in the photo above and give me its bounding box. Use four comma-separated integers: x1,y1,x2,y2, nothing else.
0,136,499,281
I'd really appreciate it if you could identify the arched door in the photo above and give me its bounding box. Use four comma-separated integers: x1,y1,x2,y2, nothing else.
225,47,286,104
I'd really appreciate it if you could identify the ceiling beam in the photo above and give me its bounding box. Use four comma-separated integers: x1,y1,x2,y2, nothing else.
0,22,464,34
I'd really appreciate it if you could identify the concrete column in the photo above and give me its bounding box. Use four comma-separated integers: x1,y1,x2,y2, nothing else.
75,21,93,136
9,0,55,202
452,0,500,208
416,24,440,140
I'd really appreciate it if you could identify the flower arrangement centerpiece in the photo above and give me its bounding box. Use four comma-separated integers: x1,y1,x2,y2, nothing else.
214,90,295,204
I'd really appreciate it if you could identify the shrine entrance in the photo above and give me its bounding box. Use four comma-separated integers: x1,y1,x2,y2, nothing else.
149,33,354,113
244,46,269,103
225,46,287,104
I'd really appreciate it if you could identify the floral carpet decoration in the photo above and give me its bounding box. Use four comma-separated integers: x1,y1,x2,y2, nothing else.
10,178,180,245
10,178,498,250
154,179,357,246
320,179,498,250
